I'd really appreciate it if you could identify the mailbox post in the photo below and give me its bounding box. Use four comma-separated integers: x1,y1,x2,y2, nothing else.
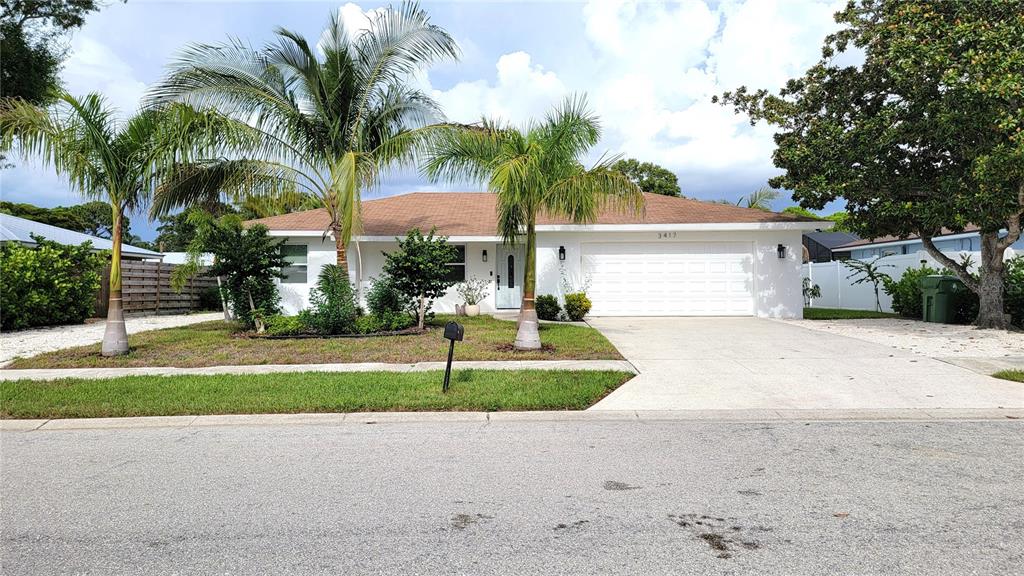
442,321,464,393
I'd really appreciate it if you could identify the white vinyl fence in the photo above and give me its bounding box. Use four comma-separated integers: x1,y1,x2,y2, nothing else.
801,250,1017,312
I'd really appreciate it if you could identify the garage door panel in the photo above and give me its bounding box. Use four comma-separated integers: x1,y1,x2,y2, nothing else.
581,242,754,316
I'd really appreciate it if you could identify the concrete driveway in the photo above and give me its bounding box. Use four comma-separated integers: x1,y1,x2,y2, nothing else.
588,317,1023,411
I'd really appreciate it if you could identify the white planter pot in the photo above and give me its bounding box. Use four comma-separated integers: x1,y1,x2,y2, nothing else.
465,304,480,317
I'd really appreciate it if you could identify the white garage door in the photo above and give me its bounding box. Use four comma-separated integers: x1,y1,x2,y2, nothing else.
581,242,755,316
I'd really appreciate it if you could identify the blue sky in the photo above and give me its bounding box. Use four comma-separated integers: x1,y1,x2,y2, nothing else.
0,0,848,240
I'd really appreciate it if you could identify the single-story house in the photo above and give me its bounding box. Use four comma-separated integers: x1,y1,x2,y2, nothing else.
0,212,162,260
246,192,824,318
802,230,860,263
836,226,1024,260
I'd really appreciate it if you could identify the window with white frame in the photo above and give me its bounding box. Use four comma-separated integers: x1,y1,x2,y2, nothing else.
280,244,308,283
445,245,466,282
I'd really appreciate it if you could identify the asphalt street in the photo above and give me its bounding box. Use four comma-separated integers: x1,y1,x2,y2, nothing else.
2,419,1022,575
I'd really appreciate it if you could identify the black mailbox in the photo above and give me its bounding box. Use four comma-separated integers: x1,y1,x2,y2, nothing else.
444,321,464,341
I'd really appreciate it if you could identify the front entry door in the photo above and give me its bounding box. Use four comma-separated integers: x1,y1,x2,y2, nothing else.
495,244,525,309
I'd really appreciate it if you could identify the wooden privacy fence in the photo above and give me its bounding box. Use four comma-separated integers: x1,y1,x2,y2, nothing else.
94,261,219,317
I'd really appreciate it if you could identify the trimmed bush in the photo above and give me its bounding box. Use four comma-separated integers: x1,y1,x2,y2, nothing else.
264,314,307,336
563,292,592,321
883,264,940,319
304,264,359,335
0,236,105,330
535,294,561,321
366,274,409,317
354,313,416,334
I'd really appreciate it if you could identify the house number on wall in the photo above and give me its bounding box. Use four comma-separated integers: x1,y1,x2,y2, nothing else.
657,232,678,239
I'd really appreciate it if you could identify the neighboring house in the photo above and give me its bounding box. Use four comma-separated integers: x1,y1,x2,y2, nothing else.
0,213,162,260
802,231,860,263
248,192,823,318
836,226,1024,260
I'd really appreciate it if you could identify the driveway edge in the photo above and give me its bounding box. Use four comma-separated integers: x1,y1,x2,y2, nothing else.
2,407,1020,431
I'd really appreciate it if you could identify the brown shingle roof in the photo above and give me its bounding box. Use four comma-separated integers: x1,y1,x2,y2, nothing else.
246,192,812,236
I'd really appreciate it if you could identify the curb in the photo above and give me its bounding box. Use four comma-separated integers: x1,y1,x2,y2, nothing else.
0,360,636,381
2,407,1021,431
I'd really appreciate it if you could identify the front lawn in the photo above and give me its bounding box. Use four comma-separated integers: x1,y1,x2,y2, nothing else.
803,307,901,320
5,314,621,369
992,370,1024,383
0,370,633,419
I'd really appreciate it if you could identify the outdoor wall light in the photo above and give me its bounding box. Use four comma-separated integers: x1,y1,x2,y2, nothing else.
482,249,488,262
558,246,566,261
777,244,787,259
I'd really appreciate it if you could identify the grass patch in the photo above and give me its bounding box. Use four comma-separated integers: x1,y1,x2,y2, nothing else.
0,370,633,419
803,307,900,320
992,370,1024,383
6,314,621,369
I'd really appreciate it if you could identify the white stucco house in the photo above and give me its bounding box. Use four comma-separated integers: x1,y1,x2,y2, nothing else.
246,192,824,318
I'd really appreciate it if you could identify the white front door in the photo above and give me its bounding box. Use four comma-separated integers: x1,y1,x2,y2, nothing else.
582,242,755,316
495,244,525,309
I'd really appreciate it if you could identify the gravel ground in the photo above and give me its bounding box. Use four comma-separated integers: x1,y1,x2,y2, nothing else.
782,317,1023,359
0,313,224,365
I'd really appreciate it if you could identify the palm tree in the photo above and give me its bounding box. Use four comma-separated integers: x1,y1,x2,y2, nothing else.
738,186,780,210
424,95,644,350
0,92,226,355
145,2,459,276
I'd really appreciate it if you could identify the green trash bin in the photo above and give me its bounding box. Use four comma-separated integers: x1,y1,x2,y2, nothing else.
920,275,966,323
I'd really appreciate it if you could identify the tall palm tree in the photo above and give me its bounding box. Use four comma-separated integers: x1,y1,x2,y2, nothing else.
0,92,227,355
424,95,644,350
146,2,459,275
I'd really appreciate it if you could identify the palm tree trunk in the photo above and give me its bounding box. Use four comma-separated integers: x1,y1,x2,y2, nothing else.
100,204,130,356
333,225,349,274
514,219,541,350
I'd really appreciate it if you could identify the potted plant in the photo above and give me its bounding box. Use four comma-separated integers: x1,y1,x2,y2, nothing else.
456,277,490,316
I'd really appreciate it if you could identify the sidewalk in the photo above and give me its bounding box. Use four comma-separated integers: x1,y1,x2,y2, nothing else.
0,360,637,381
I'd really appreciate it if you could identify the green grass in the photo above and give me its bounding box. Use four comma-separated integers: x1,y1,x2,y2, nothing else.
803,307,901,320
6,314,621,369
0,370,634,419
992,370,1024,383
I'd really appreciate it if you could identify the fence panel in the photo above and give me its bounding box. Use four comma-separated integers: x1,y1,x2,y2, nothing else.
94,261,218,316
802,250,987,312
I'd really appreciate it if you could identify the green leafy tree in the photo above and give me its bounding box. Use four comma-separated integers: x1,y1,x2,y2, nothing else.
845,257,894,312
716,1,1024,328
0,234,104,330
782,206,823,220
1,200,86,229
154,203,237,252
424,95,643,349
0,92,232,354
381,228,458,331
611,158,681,197
147,3,459,279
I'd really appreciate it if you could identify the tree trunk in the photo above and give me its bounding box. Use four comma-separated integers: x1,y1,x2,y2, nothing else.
514,219,541,350
416,294,426,331
100,205,130,356
333,225,349,273
921,232,1009,329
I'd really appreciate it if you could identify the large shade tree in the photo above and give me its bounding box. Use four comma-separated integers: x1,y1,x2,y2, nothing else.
146,3,459,277
716,0,1024,328
0,92,229,354
424,95,644,349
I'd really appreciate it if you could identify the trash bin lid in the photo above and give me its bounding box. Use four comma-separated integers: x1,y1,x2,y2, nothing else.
920,275,946,290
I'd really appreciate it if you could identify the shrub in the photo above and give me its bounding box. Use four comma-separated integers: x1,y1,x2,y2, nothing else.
456,277,489,306
197,286,223,311
263,314,307,336
366,274,409,318
563,292,592,321
0,236,105,330
196,217,287,329
1003,256,1024,327
304,264,359,335
381,229,459,330
354,313,416,334
535,294,561,321
883,263,940,319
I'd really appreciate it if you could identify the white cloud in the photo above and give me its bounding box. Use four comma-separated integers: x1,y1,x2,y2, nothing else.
62,35,147,114
431,51,567,125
